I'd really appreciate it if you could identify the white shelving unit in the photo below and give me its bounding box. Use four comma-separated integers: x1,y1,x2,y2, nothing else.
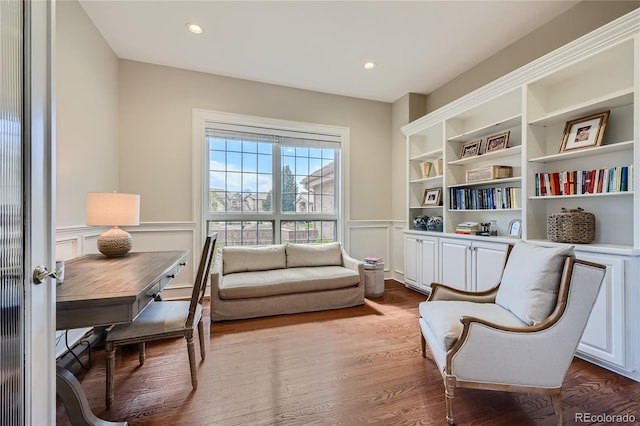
401,10,640,381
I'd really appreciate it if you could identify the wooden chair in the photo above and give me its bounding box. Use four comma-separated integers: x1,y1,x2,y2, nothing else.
104,232,217,408
419,241,606,425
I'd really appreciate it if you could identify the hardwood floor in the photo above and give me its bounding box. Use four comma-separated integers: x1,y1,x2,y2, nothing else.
56,281,639,425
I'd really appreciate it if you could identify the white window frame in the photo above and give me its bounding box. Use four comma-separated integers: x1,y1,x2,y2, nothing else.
192,109,350,247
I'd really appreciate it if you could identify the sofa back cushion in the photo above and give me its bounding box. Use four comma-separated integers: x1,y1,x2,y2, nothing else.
286,242,343,268
222,244,286,275
495,241,574,326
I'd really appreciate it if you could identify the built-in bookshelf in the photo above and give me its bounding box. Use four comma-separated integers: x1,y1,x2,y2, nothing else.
401,9,640,381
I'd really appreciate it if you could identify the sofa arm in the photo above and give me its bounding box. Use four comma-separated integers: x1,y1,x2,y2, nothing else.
210,249,223,298
341,248,365,282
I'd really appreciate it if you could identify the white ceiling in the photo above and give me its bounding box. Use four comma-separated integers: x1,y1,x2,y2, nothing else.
79,1,579,103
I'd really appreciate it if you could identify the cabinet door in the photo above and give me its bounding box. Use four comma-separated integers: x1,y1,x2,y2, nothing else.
575,252,627,370
473,241,508,292
404,236,419,285
419,237,439,291
439,238,471,291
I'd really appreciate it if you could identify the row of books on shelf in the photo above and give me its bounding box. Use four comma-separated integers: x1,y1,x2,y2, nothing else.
450,187,522,210
455,221,481,235
534,165,634,197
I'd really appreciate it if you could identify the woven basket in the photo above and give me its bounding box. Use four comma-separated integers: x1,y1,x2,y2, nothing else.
547,207,595,243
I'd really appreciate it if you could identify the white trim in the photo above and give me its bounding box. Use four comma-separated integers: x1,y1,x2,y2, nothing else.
192,109,350,246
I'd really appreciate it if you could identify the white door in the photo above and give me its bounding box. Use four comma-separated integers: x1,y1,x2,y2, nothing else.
419,237,438,291
0,1,55,424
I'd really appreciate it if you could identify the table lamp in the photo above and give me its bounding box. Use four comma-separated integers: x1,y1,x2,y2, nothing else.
86,192,140,257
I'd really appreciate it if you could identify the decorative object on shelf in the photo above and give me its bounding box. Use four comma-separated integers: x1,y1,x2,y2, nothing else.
460,140,481,159
489,220,498,236
466,165,513,183
420,161,432,178
86,191,141,257
547,207,595,243
485,130,510,153
477,222,491,236
413,216,429,230
508,219,522,238
559,110,610,153
426,216,443,232
433,158,443,176
422,188,442,206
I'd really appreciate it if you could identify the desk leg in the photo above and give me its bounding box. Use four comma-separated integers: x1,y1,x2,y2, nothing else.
56,366,127,426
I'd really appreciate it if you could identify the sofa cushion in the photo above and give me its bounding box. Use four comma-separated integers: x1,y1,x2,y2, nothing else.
419,300,527,351
222,244,286,275
286,242,343,268
219,266,359,299
495,241,574,326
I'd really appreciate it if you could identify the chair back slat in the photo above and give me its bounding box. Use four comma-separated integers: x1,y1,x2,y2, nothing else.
186,232,217,328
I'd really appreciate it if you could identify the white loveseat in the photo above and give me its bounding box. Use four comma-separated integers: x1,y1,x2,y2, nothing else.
210,242,365,321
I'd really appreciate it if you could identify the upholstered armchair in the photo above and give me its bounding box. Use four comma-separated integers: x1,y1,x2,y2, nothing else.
419,241,606,425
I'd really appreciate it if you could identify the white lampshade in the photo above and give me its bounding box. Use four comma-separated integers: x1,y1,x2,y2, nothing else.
86,192,140,226
87,192,140,257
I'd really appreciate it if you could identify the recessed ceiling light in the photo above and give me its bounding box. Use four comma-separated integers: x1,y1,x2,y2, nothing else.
186,22,203,35
363,62,376,70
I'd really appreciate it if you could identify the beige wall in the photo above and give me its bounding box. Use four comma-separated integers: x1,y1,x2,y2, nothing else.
56,0,119,227
425,1,640,113
117,61,391,222
391,93,426,221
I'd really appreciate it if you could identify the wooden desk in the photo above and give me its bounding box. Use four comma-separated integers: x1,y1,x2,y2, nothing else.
56,250,188,425
57,251,188,330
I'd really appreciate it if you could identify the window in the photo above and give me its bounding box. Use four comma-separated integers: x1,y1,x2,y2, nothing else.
199,113,345,247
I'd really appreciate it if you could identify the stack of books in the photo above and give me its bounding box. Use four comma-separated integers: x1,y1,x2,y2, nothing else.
363,257,383,266
455,222,481,235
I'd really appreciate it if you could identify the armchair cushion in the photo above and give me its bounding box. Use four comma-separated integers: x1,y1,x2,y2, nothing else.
495,241,574,325
419,300,526,351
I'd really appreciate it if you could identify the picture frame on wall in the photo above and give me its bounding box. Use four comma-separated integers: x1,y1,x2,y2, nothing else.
559,110,609,152
485,131,510,153
422,188,442,206
460,140,481,159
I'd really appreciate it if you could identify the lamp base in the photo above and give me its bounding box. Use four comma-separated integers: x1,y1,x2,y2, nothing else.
97,227,133,257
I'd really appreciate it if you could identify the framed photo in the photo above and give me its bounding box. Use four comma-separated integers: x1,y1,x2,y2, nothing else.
559,110,609,152
460,140,481,159
485,131,510,153
422,188,442,206
508,219,521,238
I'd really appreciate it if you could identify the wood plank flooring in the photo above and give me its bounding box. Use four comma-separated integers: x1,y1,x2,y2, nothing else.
56,281,640,425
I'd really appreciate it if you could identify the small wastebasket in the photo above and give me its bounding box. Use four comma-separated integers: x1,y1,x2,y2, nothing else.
364,262,385,298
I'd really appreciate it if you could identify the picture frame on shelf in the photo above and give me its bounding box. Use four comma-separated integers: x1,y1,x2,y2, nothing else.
559,110,610,153
422,188,442,206
485,131,510,153
508,219,521,238
460,140,481,159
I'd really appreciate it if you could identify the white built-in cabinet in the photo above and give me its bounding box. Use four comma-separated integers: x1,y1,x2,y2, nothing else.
404,233,438,294
402,10,640,381
439,238,508,292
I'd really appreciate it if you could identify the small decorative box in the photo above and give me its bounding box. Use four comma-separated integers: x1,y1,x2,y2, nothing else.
466,166,513,183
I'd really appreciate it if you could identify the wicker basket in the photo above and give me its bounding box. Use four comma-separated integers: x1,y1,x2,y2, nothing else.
547,207,595,243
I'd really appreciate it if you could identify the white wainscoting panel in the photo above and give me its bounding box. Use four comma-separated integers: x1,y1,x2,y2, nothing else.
391,221,407,282
347,221,391,276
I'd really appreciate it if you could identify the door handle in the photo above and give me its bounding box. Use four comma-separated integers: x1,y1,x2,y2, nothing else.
33,260,65,284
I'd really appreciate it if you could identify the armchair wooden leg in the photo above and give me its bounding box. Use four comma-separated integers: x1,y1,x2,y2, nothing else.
138,342,146,365
421,334,426,358
198,319,206,360
445,374,456,425
186,334,198,390
105,342,115,409
551,391,565,426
